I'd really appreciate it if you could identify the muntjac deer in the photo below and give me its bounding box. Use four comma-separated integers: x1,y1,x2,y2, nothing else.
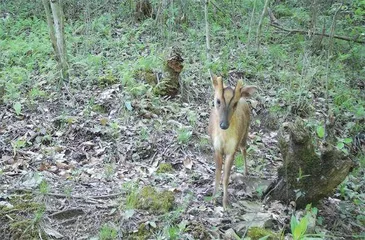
208,75,257,209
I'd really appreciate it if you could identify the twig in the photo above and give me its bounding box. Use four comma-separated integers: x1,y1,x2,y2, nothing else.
204,0,213,78
324,3,342,142
263,178,283,203
46,192,123,199
269,23,364,44
267,7,278,25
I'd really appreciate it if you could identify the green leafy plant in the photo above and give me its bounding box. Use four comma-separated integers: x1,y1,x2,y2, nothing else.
336,137,353,154
11,138,26,156
291,213,308,240
123,182,139,210
99,223,118,240
139,127,149,140
235,153,245,173
290,204,322,240
297,167,310,182
13,101,22,115
39,180,49,195
316,125,325,138
176,127,192,144
104,163,116,180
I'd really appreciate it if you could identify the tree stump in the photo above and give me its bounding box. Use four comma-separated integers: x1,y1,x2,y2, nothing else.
153,47,184,97
135,0,153,21
264,118,354,208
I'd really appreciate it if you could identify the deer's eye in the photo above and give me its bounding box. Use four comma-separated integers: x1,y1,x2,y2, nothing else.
233,102,238,108
216,99,221,105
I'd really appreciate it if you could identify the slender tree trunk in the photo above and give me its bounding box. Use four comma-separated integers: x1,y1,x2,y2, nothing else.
43,0,68,80
256,0,270,50
42,0,60,62
50,0,68,80
247,0,257,45
204,0,212,78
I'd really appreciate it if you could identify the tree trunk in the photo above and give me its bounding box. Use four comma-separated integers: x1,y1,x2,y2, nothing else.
43,0,68,80
50,0,68,80
264,118,354,208
135,0,153,21
256,0,270,50
204,0,212,77
42,0,60,62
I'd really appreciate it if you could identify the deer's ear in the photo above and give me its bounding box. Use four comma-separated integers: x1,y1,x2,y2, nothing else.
234,81,243,93
241,85,257,98
212,75,223,89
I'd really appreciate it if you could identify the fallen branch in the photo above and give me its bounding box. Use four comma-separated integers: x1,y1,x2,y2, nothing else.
270,23,364,44
47,192,123,199
267,7,364,44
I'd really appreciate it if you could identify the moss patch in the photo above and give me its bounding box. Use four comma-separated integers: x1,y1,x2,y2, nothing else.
247,227,279,240
135,186,175,213
98,71,118,87
156,163,174,173
129,222,155,240
0,193,46,239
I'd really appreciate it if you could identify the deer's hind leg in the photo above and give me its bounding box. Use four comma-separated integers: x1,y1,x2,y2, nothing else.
240,132,249,176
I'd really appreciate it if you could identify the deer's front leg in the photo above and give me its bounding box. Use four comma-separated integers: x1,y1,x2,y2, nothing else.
222,153,235,210
213,151,223,202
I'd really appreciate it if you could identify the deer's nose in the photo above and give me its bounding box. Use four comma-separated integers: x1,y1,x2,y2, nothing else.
220,122,229,130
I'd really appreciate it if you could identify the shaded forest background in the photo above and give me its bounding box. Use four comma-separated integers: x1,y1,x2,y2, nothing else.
0,0,364,239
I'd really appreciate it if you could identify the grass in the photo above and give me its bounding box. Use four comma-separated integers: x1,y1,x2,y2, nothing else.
99,223,118,240
177,127,192,145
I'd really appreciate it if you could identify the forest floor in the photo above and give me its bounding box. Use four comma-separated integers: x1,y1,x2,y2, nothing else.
1,4,364,240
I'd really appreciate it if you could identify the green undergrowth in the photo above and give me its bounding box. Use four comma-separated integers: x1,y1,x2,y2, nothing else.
0,192,46,239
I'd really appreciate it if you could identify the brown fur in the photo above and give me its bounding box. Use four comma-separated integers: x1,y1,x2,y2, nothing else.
208,75,257,209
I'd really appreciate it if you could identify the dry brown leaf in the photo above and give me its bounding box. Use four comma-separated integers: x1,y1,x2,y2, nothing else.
183,157,193,169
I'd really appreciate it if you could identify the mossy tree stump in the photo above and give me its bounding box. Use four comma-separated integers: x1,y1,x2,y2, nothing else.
264,118,354,208
135,0,153,21
154,47,184,97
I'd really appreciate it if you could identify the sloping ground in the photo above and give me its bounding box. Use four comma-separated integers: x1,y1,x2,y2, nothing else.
0,76,283,238
1,10,364,240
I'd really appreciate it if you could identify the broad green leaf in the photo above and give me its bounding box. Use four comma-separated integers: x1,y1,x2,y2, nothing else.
343,138,352,144
311,207,318,215
290,215,298,236
316,125,325,138
337,142,345,149
14,102,22,115
294,216,308,239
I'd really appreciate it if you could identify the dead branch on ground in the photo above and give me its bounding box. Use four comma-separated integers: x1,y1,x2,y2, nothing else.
267,8,365,44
